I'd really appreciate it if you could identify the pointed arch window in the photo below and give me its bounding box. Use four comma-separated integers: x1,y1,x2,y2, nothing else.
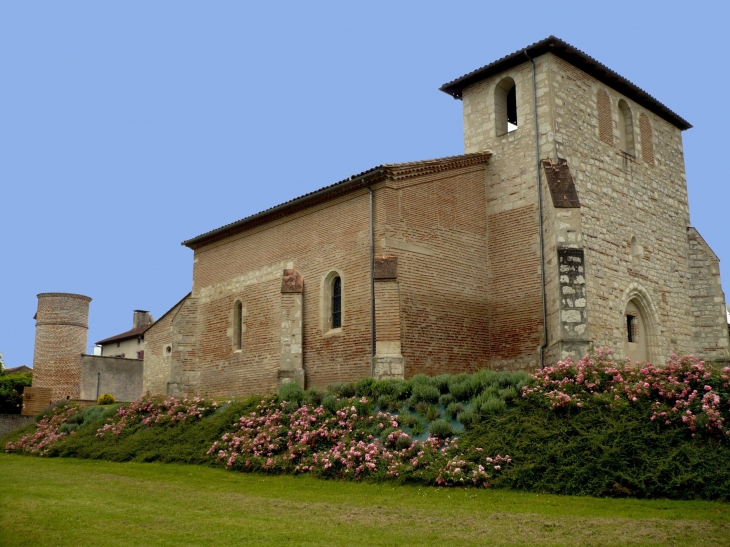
624,299,647,362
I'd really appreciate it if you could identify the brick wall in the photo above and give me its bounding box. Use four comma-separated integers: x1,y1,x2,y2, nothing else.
486,206,543,362
143,296,186,395
32,293,91,401
597,89,613,146
173,156,549,396
381,165,499,375
185,189,373,395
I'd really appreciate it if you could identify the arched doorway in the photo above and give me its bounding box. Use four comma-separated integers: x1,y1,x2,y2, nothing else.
624,299,647,363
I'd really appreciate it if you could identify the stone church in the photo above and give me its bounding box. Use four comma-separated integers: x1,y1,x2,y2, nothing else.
136,36,726,399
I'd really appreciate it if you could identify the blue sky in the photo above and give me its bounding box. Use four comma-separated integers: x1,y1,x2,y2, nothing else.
1,1,728,367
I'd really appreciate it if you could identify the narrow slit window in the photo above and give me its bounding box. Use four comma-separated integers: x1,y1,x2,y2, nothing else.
506,86,517,131
332,277,342,329
626,314,637,343
233,300,243,351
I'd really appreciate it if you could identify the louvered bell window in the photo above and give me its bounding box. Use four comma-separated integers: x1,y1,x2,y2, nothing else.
332,277,342,328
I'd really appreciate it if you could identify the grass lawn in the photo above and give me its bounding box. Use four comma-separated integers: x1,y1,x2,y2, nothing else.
1,454,729,546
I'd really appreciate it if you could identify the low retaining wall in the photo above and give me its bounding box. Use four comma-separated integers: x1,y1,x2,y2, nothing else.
0,414,35,438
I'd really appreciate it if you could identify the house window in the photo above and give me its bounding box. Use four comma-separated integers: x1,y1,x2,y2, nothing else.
617,99,635,155
495,77,517,136
137,350,144,360
233,300,243,351
332,277,342,329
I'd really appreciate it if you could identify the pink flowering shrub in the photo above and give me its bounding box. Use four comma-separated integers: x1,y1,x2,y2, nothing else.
96,393,218,438
523,349,730,437
209,397,509,487
5,404,80,456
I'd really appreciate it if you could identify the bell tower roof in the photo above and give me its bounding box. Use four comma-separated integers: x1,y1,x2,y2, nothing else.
439,35,691,131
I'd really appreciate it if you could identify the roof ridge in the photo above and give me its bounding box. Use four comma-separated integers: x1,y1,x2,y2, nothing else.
182,152,491,248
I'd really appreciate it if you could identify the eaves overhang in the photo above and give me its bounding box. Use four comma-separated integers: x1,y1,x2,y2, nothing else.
439,35,691,131
182,152,491,250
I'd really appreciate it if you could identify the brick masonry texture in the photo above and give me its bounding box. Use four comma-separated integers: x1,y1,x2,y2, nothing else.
143,297,186,395
131,47,728,399
32,293,91,402
542,160,580,208
597,89,613,146
639,113,655,166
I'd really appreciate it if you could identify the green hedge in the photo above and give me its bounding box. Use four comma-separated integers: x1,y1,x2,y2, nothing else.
460,398,730,500
47,398,260,464
0,371,32,414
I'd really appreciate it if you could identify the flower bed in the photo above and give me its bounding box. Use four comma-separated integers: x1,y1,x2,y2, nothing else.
5,405,79,456
524,350,730,437
96,394,218,438
208,397,509,487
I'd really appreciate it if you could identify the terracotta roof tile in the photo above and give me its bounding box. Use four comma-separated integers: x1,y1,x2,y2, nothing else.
439,36,691,131
96,325,151,346
182,152,491,249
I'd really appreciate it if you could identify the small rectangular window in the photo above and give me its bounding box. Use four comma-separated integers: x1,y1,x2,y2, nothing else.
137,350,144,360
626,315,637,343
233,301,243,351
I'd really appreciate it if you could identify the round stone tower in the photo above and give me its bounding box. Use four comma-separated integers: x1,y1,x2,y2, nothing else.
32,293,91,401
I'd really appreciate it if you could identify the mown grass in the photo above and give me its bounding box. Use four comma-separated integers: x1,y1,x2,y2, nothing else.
1,454,729,547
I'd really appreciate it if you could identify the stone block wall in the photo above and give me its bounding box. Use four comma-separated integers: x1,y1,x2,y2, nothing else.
687,228,729,358
546,53,700,363
0,415,35,437
279,270,304,387
373,257,402,379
